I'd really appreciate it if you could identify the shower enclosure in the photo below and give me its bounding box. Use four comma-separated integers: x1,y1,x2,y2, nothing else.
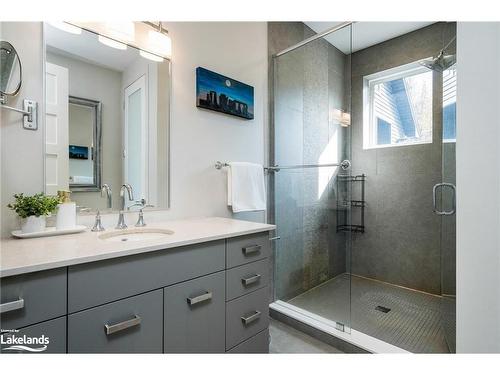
269,22,456,353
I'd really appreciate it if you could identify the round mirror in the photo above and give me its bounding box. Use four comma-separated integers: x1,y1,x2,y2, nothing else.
0,41,22,98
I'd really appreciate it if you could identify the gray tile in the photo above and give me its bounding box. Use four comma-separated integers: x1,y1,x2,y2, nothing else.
269,319,344,354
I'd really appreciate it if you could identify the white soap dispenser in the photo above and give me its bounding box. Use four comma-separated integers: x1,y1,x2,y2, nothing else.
56,190,76,230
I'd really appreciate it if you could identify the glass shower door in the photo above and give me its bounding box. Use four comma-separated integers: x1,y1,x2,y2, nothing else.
440,63,457,353
271,24,353,333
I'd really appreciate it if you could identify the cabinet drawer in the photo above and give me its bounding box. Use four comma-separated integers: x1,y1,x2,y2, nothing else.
164,271,225,353
226,259,269,301
226,286,269,350
68,240,225,312
0,316,67,354
227,329,269,353
0,268,67,329
226,232,270,269
68,289,163,353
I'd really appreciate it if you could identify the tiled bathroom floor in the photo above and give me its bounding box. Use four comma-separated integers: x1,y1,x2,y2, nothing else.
287,274,450,353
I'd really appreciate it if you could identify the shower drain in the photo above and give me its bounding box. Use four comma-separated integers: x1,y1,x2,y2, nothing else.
375,305,391,313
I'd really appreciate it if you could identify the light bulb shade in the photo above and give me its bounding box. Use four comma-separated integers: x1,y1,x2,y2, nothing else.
104,22,135,42
98,35,127,50
340,112,351,127
48,22,82,35
140,50,164,62
147,30,172,58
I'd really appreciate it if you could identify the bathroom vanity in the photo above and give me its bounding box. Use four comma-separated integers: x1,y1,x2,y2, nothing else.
0,217,275,353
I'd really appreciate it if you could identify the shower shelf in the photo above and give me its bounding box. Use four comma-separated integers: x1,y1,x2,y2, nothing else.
336,174,366,233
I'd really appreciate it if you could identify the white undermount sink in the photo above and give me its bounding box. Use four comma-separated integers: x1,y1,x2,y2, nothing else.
98,228,174,242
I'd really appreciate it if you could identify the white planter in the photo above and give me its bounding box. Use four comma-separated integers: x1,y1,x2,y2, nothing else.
20,215,47,234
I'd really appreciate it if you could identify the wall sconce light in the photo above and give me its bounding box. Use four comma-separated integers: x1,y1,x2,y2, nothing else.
340,112,351,127
331,109,351,127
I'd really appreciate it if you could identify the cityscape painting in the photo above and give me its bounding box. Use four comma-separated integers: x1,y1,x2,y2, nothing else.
196,67,254,120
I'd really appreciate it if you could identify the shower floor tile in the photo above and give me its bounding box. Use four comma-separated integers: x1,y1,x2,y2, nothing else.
287,274,450,353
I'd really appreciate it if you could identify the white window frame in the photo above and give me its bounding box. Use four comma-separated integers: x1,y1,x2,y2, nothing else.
363,60,433,150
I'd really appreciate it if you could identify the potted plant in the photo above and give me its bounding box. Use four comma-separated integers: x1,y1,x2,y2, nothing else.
7,193,60,233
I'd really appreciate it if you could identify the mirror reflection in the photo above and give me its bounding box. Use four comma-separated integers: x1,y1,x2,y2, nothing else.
44,23,170,212
0,40,22,98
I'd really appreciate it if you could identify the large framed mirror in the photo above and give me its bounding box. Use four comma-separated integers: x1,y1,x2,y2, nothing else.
43,22,170,212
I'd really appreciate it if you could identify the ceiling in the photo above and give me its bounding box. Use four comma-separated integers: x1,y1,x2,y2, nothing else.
304,22,435,54
45,23,141,72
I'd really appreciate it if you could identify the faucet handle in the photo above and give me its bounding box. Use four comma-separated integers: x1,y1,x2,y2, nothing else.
91,210,105,232
127,198,148,210
135,208,146,227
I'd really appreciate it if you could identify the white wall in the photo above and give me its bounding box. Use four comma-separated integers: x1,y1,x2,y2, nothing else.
160,22,268,222
456,22,500,353
0,22,44,237
0,22,268,236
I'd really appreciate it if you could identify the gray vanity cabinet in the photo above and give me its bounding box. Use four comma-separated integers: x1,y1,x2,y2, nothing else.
0,231,271,354
225,287,270,350
68,240,225,313
163,271,226,353
68,289,163,353
226,232,271,268
0,268,67,330
227,329,269,353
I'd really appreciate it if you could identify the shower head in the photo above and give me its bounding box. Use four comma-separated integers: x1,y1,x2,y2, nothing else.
420,34,457,72
420,50,456,72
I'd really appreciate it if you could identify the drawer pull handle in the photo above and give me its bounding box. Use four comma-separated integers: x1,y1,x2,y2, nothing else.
242,274,261,287
187,291,213,306
241,310,261,326
0,298,24,314
242,245,261,256
105,315,141,335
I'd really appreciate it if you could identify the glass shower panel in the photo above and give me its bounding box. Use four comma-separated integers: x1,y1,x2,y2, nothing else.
272,24,352,332
441,63,457,353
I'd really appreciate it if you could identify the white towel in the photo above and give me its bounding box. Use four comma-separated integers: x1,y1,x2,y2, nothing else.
227,162,266,213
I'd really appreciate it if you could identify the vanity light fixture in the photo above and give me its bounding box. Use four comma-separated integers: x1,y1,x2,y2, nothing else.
139,50,164,62
98,35,127,50
103,22,135,43
47,21,82,35
143,21,172,59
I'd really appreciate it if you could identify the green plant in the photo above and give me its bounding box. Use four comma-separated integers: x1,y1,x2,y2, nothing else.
7,193,60,219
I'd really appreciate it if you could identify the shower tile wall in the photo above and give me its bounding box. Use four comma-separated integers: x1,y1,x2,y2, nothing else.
350,22,456,294
269,22,349,300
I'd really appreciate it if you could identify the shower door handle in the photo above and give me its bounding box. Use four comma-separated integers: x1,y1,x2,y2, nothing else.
433,183,456,215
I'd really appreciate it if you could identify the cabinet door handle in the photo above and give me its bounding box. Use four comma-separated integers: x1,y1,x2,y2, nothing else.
0,298,24,314
241,310,261,326
104,315,141,335
187,291,212,306
242,245,261,256
241,274,261,287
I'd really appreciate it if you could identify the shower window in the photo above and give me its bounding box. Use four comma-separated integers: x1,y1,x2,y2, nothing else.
443,66,457,142
363,62,433,149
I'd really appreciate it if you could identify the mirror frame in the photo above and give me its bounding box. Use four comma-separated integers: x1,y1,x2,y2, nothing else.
0,40,22,99
68,96,102,192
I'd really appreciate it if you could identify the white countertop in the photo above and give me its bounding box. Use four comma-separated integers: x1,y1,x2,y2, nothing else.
0,217,275,278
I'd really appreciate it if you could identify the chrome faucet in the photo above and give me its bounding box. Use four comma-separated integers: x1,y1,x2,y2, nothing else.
116,184,134,229
101,184,112,209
